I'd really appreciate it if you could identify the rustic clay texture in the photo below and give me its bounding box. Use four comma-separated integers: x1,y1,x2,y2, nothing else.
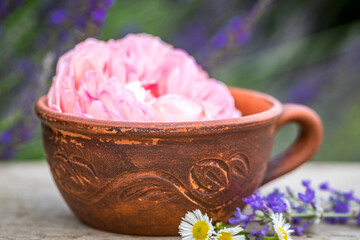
2,162,360,240
34,87,323,236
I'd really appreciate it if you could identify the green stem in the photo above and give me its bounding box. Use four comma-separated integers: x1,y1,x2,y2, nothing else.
253,235,278,240
291,212,358,218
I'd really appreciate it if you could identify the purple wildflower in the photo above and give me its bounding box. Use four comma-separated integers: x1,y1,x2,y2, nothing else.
228,16,243,31
302,179,311,188
344,191,354,201
74,13,87,30
343,191,360,203
173,20,208,53
243,191,268,210
103,0,115,8
319,181,339,194
236,30,251,45
227,15,252,46
0,4,8,17
353,196,360,204
88,0,113,24
334,201,350,223
291,223,309,236
269,198,287,213
49,9,67,25
59,29,70,43
267,189,287,213
0,0,24,22
212,33,228,49
357,213,360,226
298,187,315,204
325,199,351,224
228,207,251,227
0,0,115,161
87,0,98,10
18,128,33,142
286,75,327,104
250,225,269,240
0,130,13,144
319,182,330,191
227,16,251,45
91,9,107,23
291,217,302,225
334,201,350,213
291,205,307,220
267,188,284,200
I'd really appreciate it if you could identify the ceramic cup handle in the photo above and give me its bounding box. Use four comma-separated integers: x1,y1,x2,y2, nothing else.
262,103,323,185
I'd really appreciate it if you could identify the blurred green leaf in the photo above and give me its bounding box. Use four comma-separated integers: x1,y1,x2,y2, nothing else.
14,138,45,160
14,127,44,160
0,111,22,131
1,0,41,58
101,0,203,40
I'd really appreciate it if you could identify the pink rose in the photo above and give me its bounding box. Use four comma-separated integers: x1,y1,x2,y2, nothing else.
48,33,241,122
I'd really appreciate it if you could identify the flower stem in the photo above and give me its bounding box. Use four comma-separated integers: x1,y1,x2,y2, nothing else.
253,235,278,240
291,212,358,218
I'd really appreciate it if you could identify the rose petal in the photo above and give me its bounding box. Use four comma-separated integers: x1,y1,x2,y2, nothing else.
47,34,241,122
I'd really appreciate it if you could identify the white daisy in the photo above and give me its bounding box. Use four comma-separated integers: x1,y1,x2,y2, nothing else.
214,225,245,240
179,209,215,240
270,213,294,240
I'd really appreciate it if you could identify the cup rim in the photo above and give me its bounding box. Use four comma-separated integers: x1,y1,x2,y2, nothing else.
35,87,282,136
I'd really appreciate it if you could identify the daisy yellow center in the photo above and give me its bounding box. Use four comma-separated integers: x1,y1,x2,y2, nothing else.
278,226,288,240
218,232,233,240
192,221,210,240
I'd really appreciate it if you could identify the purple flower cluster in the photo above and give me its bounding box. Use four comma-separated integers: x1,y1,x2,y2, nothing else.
291,223,309,236
298,179,315,204
0,0,24,22
250,224,269,240
320,181,360,224
228,207,252,227
172,0,273,70
198,15,252,69
0,0,115,160
228,188,289,237
228,180,360,237
266,188,288,213
243,191,268,211
46,0,114,44
0,0,24,37
211,16,251,50
0,57,41,159
0,130,14,159
242,189,288,213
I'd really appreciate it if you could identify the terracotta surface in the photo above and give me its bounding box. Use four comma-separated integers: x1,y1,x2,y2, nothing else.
34,87,323,236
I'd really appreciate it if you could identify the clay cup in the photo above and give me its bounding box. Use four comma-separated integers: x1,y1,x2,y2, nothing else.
35,87,323,235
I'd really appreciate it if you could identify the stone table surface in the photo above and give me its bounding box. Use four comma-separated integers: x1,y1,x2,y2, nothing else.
1,162,360,240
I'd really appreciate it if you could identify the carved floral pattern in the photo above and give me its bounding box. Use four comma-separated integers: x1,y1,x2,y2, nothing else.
49,152,250,209
50,152,99,196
